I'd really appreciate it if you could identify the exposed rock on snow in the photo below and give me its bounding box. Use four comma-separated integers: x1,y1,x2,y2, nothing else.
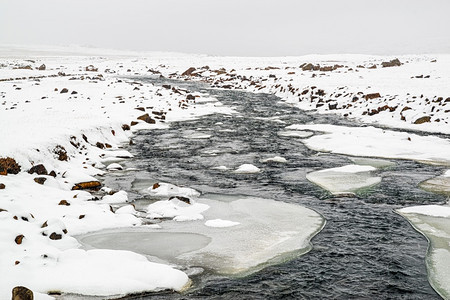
0,157,21,175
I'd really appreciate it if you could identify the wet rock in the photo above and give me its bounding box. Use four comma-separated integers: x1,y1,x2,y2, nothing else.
72,181,102,190
137,113,156,124
58,200,70,206
53,145,68,161
0,183,5,189
365,93,381,100
12,286,34,300
152,182,160,189
122,124,131,131
15,235,24,245
38,64,46,71
49,232,62,240
60,88,69,94
381,58,401,68
169,196,191,204
28,164,48,175
414,116,431,124
0,157,21,175
34,177,47,185
181,67,196,76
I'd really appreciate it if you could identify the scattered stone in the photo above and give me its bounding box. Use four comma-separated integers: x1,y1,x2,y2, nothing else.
181,67,196,76
72,181,102,190
82,134,89,143
49,232,62,240
365,93,381,100
79,214,85,219
135,107,145,112
0,208,8,212
71,91,78,95
85,65,98,72
96,142,105,149
0,157,21,175
49,171,57,177
152,182,160,189
41,221,48,228
186,94,196,100
111,130,115,136
38,64,46,71
60,88,69,94
0,183,5,189
15,235,24,245
130,121,138,126
414,116,431,124
12,286,34,300
34,177,47,185
53,145,68,161
122,124,131,131
58,200,70,206
137,113,156,124
105,143,112,148
381,58,401,68
28,164,48,175
162,84,171,89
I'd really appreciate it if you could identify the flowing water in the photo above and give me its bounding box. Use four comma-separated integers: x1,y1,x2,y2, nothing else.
103,77,449,299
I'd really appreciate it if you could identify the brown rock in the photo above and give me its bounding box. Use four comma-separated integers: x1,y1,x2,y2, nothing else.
60,88,69,94
0,183,5,189
130,121,138,126
58,200,70,206
71,181,102,190
135,107,145,112
414,116,431,124
53,145,68,161
79,214,85,219
33,177,47,185
96,142,105,149
41,221,48,228
111,130,115,136
381,58,401,68
49,171,57,177
12,286,34,300
0,157,21,175
137,113,156,124
15,235,24,245
122,124,131,131
49,232,62,240
28,164,48,175
105,143,112,149
85,65,98,72
181,67,196,76
365,93,381,100
152,182,160,189
169,196,191,204
38,64,46,71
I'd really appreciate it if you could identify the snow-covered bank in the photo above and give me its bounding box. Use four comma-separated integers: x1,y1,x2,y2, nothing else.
0,51,233,298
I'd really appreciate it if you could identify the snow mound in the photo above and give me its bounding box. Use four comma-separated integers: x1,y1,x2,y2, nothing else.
99,190,128,204
205,219,240,228
146,182,200,199
234,164,261,174
261,156,287,163
106,163,123,170
147,198,210,221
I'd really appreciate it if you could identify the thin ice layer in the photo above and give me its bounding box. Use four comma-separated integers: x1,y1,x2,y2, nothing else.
78,196,324,275
397,207,450,299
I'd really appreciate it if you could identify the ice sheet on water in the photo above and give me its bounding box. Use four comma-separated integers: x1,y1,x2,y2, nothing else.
78,195,324,276
397,207,450,299
306,164,381,195
419,176,450,196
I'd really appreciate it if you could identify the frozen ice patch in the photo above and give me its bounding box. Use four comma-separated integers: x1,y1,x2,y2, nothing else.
205,219,240,228
234,164,261,174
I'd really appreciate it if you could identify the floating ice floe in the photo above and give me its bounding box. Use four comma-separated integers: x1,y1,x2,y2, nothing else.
397,205,450,299
278,130,314,138
212,165,229,171
205,219,240,228
146,182,201,199
78,195,324,276
261,156,287,163
306,164,381,195
106,163,123,170
286,124,450,165
99,190,129,204
234,164,261,174
419,173,450,196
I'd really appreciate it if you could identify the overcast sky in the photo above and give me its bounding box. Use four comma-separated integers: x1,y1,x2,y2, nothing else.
1,0,449,56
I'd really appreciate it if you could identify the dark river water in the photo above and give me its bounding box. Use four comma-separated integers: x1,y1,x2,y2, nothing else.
108,77,448,299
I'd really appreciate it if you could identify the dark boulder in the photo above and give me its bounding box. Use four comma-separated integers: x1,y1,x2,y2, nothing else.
28,164,48,175
0,157,21,175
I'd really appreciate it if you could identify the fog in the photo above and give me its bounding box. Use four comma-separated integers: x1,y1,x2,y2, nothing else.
1,0,449,56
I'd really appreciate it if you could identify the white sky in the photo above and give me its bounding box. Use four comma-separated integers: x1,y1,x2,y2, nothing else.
1,0,449,56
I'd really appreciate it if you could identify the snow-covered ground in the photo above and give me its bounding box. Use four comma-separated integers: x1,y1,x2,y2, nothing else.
1,46,450,298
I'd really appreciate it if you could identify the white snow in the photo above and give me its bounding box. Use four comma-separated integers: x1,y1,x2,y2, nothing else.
146,182,201,199
146,198,210,222
398,205,450,218
106,163,123,170
99,190,129,204
205,219,240,228
318,165,376,173
234,164,261,174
